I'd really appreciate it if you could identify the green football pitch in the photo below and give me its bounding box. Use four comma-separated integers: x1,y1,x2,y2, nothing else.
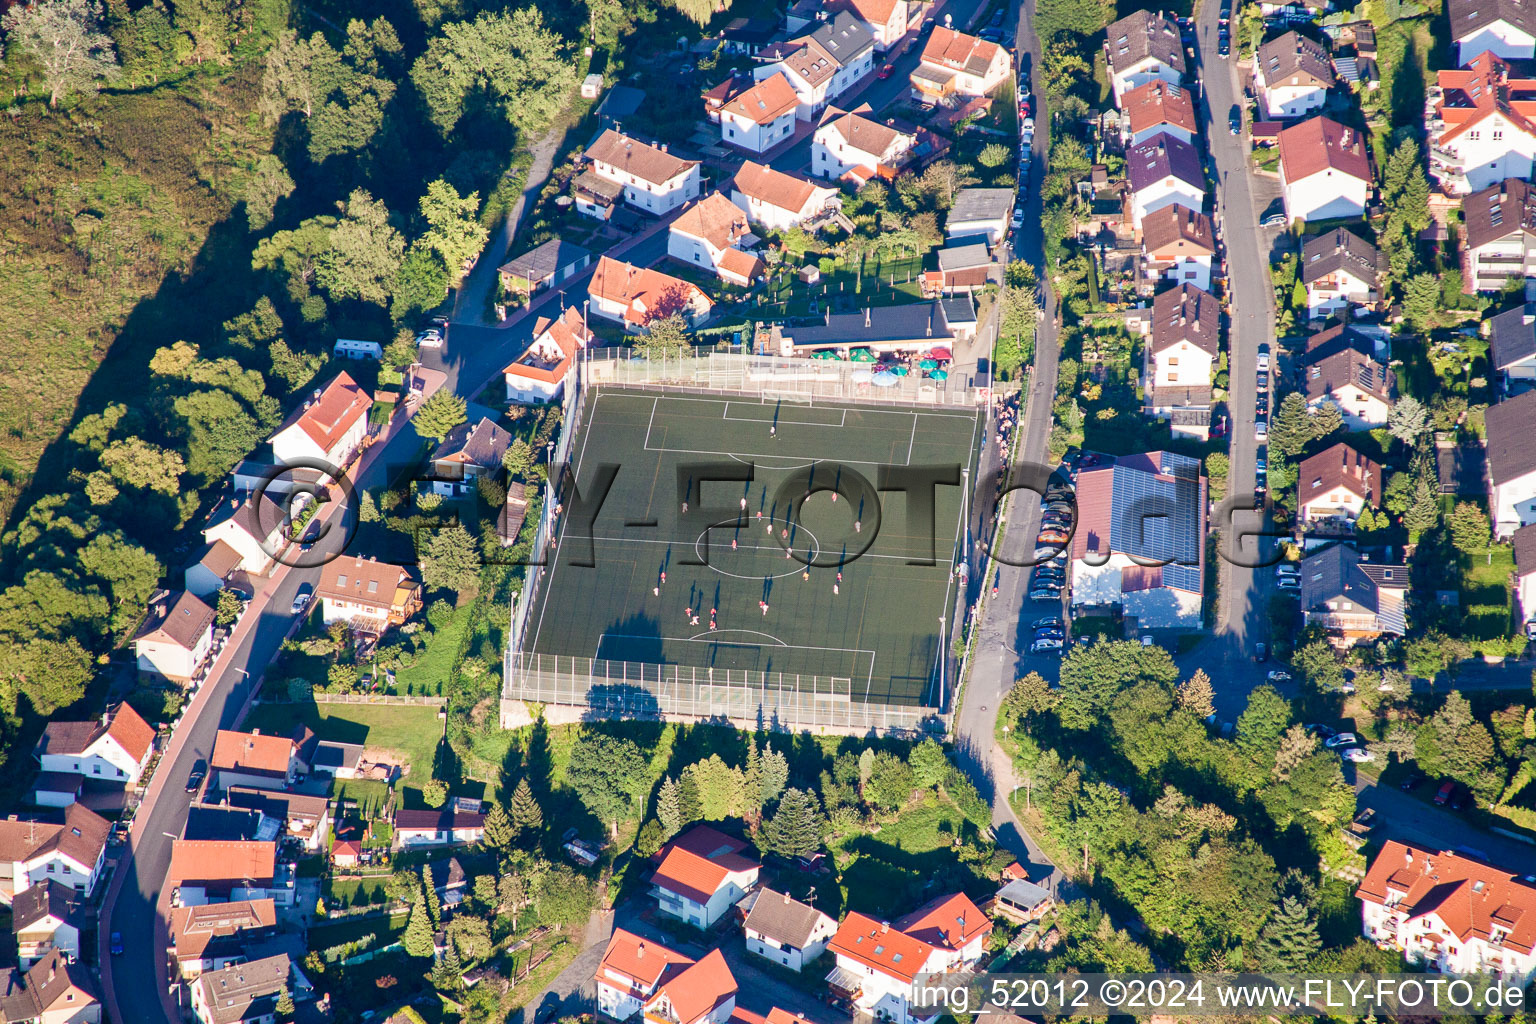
522,389,983,708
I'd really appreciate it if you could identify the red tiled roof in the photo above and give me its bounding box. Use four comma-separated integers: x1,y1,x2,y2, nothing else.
829,912,935,983
731,162,822,216
586,130,700,187
652,826,759,905
893,892,992,951
589,257,712,328
506,307,592,384
645,949,737,1024
168,840,276,887
278,372,371,456
673,193,752,252
1122,79,1198,137
599,929,694,991
1278,116,1371,183
212,730,293,776
39,703,154,765
921,26,1004,77
723,73,798,126
1357,841,1536,955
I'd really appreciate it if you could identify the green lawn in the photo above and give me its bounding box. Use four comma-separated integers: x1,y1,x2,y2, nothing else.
1460,545,1516,640
324,875,395,911
830,793,994,917
396,604,473,694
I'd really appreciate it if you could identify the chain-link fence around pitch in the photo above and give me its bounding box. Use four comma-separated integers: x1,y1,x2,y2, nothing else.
583,348,992,408
502,649,943,734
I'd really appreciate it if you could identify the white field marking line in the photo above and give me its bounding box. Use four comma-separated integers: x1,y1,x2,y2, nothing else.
633,390,978,420
721,402,847,428
597,630,876,666
579,534,956,566
531,389,608,656
643,395,660,450
907,411,919,463
929,408,984,702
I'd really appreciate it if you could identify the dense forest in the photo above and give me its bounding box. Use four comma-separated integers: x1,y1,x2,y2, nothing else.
0,0,724,775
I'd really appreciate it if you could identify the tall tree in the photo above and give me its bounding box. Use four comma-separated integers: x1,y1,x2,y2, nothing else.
657,775,682,840
418,179,487,282
762,788,824,859
1255,896,1321,969
411,7,579,134
3,0,120,108
1176,669,1215,718
0,637,92,715
98,438,184,495
1448,502,1491,554
401,890,434,957
482,802,514,850
687,754,743,820
422,864,441,925
634,314,692,360
760,743,788,805
864,751,914,810
316,189,404,307
910,739,950,789
497,872,527,931
1310,401,1343,440
1272,725,1318,782
509,777,543,837
1387,395,1430,443
413,389,467,443
420,523,481,595
566,733,647,836
1267,393,1314,461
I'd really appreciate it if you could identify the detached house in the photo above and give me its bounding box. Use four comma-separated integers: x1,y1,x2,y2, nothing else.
1450,0,1536,63
742,889,836,972
1253,32,1334,119
211,730,296,792
910,27,1012,104
1141,203,1215,290
668,193,766,286
505,307,593,405
830,0,910,51
1358,842,1536,986
729,161,840,231
1149,283,1219,388
1430,52,1536,195
202,493,287,576
1301,228,1385,318
1069,451,1208,628
1278,116,1371,223
1301,331,1393,427
826,897,989,1024
1514,523,1536,622
947,188,1015,244
316,556,420,632
35,703,155,786
394,810,485,850
719,73,799,154
184,540,246,601
191,954,306,1024
270,372,371,470
133,590,216,685
1485,388,1536,537
651,826,761,928
1299,543,1407,647
812,106,915,183
12,882,83,967
497,239,593,301
596,930,696,1021
1126,133,1205,230
756,12,876,121
1297,443,1382,523
0,804,111,901
1462,177,1536,291
0,948,101,1024
1490,303,1536,384
1104,10,1186,103
1120,79,1198,146
587,257,713,332
429,417,511,497
584,130,702,217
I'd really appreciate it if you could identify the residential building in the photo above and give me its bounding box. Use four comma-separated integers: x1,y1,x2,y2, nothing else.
317,556,420,632
185,540,246,600
1429,52,1536,194
1278,116,1371,222
572,169,626,222
133,590,216,685
1302,331,1393,428
1298,443,1382,522
811,106,915,182
910,27,1012,104
892,892,992,972
989,879,1055,925
169,899,278,979
309,741,363,779
1069,451,1208,628
225,788,331,853
1104,10,1186,103
756,12,876,121
829,0,910,51
946,188,1014,244
1298,543,1407,646
393,810,485,850
0,805,111,901
638,950,737,1024
719,73,799,154
936,242,992,291
1486,388,1536,536
1450,0,1536,63
1141,204,1215,290
1253,31,1334,118
668,193,767,286
0,948,101,1024
34,703,155,786
719,17,777,56
729,161,840,231
1515,523,1536,622
825,904,985,1024
11,882,83,967
1462,178,1536,291
1149,283,1218,388
1488,303,1536,384
167,840,284,906
497,239,593,300
269,371,371,470
211,730,296,792
584,130,702,216
651,825,761,928
1120,79,1198,146
429,417,512,497
587,257,714,332
1357,841,1536,985
505,307,593,405
202,494,287,576
1126,134,1205,230
595,929,695,1021
191,955,301,1024
1301,227,1385,318
742,888,836,972
331,841,362,868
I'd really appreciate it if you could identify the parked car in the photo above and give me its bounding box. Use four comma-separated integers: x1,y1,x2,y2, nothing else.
1400,771,1425,791
186,759,207,794
1323,732,1359,749
1276,562,1299,577
1276,576,1300,590
1267,669,1291,682
1037,528,1069,545
415,328,444,349
1218,35,1230,56
1255,642,1268,662
1033,616,1063,630
1306,723,1337,739
1011,207,1026,229
1342,747,1375,763
1140,634,1155,646
1029,590,1061,602
1255,419,1268,442
878,63,895,78
1035,628,1065,641
1256,371,1269,392
291,582,313,616
1434,780,1456,805
1262,211,1287,228
1450,787,1472,810
1257,343,1271,373
110,932,124,956
1228,105,1241,135
1030,638,1063,654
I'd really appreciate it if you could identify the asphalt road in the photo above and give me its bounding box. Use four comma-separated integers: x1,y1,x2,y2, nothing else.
1354,773,1536,869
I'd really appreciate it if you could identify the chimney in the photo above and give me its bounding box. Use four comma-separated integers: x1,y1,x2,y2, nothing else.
878,921,889,934
637,941,645,957
784,890,793,903
660,143,668,153
864,307,871,327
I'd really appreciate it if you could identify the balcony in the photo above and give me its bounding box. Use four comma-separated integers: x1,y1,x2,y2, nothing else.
826,965,864,1001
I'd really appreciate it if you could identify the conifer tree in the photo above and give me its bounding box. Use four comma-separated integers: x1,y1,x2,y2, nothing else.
762,788,824,859
422,865,441,926
1256,896,1321,970
510,777,543,837
657,776,682,840
402,890,434,958
482,803,514,850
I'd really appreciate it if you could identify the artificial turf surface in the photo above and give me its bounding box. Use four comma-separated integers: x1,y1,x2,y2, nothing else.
519,389,983,709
